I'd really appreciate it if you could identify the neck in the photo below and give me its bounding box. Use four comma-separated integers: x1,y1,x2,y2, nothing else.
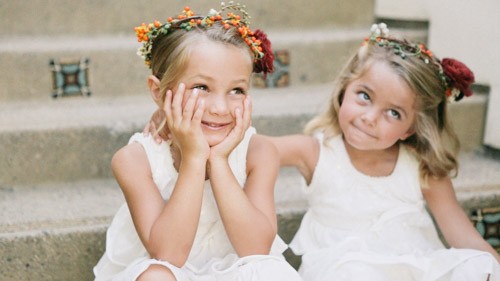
343,139,400,177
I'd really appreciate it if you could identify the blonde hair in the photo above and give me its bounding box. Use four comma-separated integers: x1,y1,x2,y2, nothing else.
148,23,254,139
305,42,459,183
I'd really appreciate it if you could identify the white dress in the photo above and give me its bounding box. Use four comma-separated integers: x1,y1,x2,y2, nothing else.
94,127,302,281
289,133,499,281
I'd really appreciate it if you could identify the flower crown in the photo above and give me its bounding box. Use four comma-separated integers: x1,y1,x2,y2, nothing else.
364,23,475,102
134,1,274,75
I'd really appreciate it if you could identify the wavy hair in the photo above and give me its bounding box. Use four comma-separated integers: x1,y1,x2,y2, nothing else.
305,42,459,184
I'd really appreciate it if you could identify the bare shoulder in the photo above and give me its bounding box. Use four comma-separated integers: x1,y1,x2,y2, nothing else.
111,142,152,192
246,134,280,171
112,142,147,170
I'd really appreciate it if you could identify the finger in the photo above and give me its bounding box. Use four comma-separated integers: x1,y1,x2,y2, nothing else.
242,96,252,129
164,90,174,127
192,98,205,124
171,83,186,122
226,106,243,140
143,121,151,136
149,120,164,144
182,88,199,120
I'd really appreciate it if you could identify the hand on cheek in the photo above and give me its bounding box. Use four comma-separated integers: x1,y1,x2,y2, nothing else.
210,96,252,160
165,83,209,160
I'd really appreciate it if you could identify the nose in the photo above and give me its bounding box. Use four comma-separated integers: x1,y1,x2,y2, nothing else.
206,93,230,115
361,109,378,126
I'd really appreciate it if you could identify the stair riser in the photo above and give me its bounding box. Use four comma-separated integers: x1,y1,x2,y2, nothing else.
0,227,106,281
0,40,361,102
0,0,373,36
0,115,311,186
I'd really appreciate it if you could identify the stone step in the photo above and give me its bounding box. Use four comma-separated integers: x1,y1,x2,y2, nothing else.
1,158,499,280
0,0,374,37
0,83,331,186
0,27,427,102
0,82,489,186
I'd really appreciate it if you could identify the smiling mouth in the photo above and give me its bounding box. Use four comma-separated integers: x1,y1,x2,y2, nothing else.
201,121,231,130
352,123,376,139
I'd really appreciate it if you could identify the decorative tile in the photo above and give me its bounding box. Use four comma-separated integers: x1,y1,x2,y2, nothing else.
253,50,290,88
471,207,500,251
49,58,91,98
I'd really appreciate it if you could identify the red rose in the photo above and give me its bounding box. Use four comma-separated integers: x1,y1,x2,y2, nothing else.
253,29,274,77
441,58,475,97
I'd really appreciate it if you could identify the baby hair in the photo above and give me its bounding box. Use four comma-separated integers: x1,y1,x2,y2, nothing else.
305,25,475,183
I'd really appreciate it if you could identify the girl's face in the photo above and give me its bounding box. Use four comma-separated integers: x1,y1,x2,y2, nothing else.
176,40,253,146
339,60,416,151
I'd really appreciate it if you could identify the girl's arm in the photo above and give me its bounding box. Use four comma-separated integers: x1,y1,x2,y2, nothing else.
265,134,319,184
205,97,275,255
209,134,280,256
112,144,205,267
423,177,500,263
113,87,209,267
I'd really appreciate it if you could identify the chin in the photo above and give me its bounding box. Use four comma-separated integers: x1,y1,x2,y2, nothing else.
204,134,228,147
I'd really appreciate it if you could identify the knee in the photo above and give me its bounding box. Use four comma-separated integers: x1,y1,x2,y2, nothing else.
137,264,176,281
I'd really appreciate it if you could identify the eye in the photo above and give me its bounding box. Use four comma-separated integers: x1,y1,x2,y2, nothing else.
193,85,208,92
387,109,401,120
357,91,370,102
229,87,246,95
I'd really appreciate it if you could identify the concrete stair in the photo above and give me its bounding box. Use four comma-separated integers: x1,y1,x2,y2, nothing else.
1,0,499,280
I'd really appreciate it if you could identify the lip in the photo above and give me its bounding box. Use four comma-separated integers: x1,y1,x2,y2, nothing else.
352,123,376,139
201,121,232,131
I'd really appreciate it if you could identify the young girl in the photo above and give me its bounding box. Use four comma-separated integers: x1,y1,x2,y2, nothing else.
93,3,302,281
270,23,500,280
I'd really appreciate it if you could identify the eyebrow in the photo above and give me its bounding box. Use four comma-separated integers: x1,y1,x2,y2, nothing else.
189,74,249,84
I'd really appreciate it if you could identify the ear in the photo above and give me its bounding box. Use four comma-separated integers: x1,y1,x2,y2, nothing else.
400,127,415,141
147,75,163,107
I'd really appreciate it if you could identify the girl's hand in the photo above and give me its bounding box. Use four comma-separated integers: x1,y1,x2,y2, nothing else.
143,109,169,144
209,96,252,161
165,83,209,161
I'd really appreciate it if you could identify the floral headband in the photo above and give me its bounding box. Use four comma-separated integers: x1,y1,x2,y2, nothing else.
364,23,475,102
134,1,274,75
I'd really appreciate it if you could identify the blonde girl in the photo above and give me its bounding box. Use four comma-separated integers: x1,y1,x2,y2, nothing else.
93,3,302,281
271,24,500,281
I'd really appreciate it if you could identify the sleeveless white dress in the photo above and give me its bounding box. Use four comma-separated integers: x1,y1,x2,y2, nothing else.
93,127,302,281
289,133,499,281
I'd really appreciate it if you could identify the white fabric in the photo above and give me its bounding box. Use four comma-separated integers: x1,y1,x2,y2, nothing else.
289,133,499,281
94,127,301,281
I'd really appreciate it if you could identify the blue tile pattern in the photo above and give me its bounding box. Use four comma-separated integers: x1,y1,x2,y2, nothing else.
50,58,91,98
471,207,500,251
253,50,289,88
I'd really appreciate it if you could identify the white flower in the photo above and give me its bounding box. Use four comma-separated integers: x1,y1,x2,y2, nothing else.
136,46,145,58
208,9,218,16
370,23,390,38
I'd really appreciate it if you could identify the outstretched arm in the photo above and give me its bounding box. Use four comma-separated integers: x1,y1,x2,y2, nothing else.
423,177,500,263
263,134,319,185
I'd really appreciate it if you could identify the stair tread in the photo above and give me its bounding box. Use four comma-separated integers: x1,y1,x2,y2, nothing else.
0,83,334,132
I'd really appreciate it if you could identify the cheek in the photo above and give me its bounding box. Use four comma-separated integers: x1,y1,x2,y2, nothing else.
228,97,245,114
